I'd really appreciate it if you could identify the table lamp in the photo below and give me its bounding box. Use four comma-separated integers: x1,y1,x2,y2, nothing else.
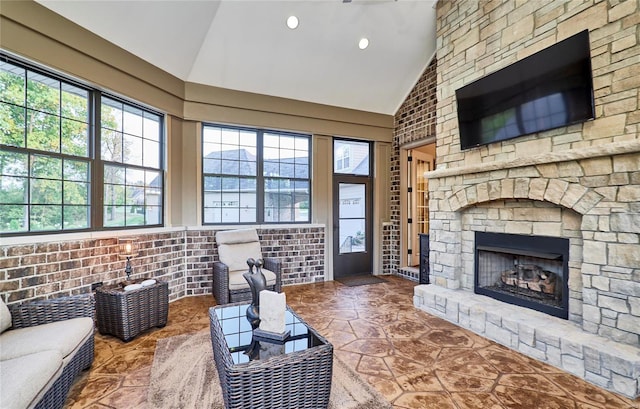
118,238,139,284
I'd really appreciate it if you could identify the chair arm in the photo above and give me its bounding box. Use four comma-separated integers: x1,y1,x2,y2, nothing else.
8,294,95,330
263,257,282,293
213,261,231,305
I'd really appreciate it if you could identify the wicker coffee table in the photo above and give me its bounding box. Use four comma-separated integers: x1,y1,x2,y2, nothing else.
95,280,169,341
209,302,333,409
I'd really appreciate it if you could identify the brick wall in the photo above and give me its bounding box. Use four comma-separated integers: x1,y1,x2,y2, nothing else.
0,232,186,303
386,147,402,276
387,58,438,277
395,58,438,146
0,226,325,305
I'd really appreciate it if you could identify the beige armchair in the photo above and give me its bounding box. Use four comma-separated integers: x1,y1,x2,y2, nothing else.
212,228,282,305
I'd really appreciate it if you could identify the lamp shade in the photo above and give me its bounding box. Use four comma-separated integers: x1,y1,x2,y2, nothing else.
118,239,139,259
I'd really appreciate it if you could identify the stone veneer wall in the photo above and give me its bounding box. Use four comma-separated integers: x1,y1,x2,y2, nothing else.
429,0,640,345
0,226,325,305
414,0,640,398
434,0,639,168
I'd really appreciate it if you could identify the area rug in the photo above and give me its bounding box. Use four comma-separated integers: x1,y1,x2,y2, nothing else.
147,330,392,409
335,274,386,287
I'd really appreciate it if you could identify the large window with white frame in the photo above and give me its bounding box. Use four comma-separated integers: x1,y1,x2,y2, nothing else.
202,124,310,224
0,54,164,234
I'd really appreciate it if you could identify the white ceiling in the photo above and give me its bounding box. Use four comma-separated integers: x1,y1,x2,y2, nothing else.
37,0,437,115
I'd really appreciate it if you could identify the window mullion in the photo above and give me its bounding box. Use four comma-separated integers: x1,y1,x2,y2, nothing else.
256,130,264,223
92,91,104,230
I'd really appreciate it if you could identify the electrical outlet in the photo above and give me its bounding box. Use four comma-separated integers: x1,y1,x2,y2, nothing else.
91,282,103,291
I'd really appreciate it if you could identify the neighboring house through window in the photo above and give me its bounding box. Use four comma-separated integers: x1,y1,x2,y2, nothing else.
202,124,310,224
336,144,350,171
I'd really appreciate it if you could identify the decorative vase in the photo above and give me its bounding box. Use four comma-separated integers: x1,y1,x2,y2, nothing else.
243,258,267,328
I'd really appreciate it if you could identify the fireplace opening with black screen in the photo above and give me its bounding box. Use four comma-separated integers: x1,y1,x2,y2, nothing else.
474,232,569,319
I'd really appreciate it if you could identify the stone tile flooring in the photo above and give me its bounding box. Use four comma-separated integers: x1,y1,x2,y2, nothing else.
66,276,639,408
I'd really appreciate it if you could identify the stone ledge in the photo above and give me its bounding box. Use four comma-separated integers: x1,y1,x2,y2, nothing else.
413,284,640,399
426,139,640,179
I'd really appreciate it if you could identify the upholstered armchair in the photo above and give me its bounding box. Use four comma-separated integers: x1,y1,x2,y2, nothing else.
212,228,282,305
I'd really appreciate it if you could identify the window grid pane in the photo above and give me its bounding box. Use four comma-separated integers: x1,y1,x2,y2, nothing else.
0,57,97,234
334,140,369,176
103,163,162,227
100,94,164,229
202,125,310,224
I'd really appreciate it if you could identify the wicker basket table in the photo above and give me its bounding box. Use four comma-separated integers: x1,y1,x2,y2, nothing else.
95,280,169,341
209,302,333,409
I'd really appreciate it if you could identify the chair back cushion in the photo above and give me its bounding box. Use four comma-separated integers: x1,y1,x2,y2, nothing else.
216,229,263,272
0,298,11,333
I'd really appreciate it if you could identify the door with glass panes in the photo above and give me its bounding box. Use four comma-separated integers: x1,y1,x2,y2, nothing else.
332,139,372,278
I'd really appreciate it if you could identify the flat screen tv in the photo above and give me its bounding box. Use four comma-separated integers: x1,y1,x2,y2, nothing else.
456,30,595,150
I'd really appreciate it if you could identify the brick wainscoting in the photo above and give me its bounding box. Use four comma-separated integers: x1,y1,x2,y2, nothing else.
0,226,325,304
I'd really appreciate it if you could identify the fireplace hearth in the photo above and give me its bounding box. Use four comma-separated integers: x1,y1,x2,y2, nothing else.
474,232,569,319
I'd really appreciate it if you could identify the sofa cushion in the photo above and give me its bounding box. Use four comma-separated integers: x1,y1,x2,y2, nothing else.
0,298,11,333
228,269,277,291
0,350,63,409
0,317,94,361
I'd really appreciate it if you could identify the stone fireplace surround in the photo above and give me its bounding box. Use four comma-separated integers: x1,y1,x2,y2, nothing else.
414,141,640,399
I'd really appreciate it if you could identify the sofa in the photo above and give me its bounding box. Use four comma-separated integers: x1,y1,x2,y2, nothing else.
0,294,95,409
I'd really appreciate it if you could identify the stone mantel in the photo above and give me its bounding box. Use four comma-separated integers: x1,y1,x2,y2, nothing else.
426,140,640,180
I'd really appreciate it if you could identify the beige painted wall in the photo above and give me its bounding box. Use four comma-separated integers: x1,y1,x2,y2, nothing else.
0,0,394,278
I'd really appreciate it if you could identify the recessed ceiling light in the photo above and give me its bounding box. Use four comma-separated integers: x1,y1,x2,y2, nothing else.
287,15,299,30
358,38,369,50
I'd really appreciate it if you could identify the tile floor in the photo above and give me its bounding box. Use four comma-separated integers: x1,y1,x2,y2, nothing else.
66,276,639,408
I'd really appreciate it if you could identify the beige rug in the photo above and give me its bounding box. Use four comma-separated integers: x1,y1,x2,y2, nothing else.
147,330,392,409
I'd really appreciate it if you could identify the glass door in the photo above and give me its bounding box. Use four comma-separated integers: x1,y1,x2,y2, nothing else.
333,139,372,278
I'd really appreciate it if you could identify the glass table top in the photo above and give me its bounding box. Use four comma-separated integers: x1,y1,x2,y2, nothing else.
213,303,325,365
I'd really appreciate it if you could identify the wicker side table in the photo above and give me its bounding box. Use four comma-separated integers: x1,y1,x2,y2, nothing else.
95,280,169,341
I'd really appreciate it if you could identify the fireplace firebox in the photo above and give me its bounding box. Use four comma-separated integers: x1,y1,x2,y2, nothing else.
474,232,569,319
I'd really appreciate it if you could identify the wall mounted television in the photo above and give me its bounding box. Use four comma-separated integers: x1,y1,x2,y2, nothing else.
456,30,595,150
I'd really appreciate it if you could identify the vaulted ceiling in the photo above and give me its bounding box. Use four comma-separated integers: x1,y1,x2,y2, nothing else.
37,0,437,115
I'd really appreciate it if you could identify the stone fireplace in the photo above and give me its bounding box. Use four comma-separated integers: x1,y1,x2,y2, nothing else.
412,0,640,400
414,146,640,399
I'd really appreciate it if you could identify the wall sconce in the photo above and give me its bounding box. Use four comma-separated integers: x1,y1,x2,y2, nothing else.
118,238,139,283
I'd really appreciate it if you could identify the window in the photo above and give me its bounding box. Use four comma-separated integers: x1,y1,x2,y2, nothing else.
0,55,164,234
335,145,350,171
101,97,163,227
202,124,310,224
333,140,370,175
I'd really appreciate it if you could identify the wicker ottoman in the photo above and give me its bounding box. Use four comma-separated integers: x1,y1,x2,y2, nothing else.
95,280,169,341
